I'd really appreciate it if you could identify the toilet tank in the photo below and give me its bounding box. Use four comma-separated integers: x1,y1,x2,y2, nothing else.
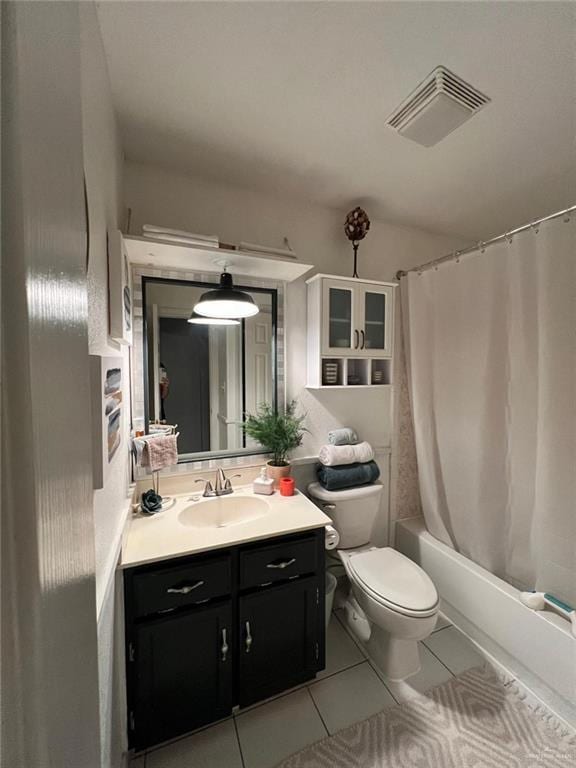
307,482,383,548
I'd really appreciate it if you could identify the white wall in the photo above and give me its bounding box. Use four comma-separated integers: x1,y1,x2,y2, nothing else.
80,5,129,767
124,162,467,458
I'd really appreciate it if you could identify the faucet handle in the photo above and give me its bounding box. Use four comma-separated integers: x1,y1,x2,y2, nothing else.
224,474,242,490
195,478,214,496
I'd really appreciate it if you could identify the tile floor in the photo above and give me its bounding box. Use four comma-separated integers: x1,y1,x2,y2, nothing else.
135,611,493,768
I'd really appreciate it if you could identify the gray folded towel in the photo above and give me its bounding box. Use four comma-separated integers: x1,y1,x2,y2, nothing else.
327,427,358,446
317,461,380,491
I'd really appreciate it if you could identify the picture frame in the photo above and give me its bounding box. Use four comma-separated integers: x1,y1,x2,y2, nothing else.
108,229,133,345
90,355,123,489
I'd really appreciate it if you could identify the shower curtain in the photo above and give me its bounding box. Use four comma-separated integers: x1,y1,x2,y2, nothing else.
402,215,576,607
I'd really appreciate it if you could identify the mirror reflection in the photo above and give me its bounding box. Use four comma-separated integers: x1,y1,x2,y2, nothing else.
143,278,277,459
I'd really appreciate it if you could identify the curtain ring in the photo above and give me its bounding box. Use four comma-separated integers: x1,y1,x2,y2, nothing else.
455,250,461,263
531,223,539,235
506,232,513,244
563,213,571,223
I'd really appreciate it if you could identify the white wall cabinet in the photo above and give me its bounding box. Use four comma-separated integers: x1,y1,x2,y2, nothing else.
307,274,396,388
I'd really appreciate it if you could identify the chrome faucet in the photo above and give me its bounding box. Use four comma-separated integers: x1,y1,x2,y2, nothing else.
195,468,241,497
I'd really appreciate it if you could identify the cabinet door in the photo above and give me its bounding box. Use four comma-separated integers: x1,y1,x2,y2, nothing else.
238,577,321,707
357,284,393,357
321,279,357,355
129,602,233,751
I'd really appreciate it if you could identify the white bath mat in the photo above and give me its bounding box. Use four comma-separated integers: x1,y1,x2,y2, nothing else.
276,666,576,767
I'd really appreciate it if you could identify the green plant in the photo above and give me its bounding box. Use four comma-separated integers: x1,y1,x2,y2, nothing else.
243,400,307,466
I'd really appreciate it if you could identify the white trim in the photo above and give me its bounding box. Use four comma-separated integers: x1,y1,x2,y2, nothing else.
306,273,398,288
96,492,134,621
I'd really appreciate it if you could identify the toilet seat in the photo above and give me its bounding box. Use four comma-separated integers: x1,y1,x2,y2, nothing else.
346,547,439,619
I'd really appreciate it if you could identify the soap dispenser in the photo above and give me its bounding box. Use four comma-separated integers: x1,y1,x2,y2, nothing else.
253,467,274,495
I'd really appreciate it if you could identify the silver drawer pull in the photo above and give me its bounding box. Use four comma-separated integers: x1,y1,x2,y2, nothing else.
166,580,204,595
266,558,296,570
245,621,253,653
221,628,229,662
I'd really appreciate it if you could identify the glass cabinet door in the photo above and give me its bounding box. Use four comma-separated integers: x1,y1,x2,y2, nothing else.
326,286,353,352
363,290,386,351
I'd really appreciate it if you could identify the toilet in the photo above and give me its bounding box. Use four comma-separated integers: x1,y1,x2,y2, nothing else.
308,481,439,681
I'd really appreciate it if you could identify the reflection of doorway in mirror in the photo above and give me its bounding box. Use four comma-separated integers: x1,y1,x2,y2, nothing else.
244,304,273,448
208,326,242,452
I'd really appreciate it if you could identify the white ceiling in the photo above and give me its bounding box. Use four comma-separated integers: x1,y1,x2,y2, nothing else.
97,1,576,240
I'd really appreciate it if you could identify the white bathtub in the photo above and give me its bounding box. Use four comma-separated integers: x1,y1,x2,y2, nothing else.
396,517,576,724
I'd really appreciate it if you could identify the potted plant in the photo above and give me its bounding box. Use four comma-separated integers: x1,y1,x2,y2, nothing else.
243,400,307,486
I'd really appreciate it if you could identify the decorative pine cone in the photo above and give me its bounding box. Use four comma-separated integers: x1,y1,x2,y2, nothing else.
344,207,371,244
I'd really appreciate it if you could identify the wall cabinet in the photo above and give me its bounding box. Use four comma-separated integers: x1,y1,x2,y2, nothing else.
307,274,396,388
124,529,325,752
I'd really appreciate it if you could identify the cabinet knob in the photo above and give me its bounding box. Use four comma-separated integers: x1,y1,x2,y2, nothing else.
221,628,229,662
245,621,253,653
354,329,359,349
360,330,365,349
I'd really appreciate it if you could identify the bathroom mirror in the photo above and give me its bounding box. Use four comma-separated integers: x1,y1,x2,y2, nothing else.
142,277,278,461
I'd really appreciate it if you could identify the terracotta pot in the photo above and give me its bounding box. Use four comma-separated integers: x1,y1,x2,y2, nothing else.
266,461,292,489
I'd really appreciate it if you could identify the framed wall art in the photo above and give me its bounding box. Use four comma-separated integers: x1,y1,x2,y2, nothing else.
90,355,123,489
108,229,133,345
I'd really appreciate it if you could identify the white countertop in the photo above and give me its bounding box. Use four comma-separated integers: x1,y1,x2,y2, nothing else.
121,487,332,569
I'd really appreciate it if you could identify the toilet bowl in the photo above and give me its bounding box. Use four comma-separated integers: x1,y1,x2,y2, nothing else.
308,481,439,681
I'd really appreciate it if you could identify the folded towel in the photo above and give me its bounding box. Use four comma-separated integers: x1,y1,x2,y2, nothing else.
318,441,374,467
146,434,178,472
142,225,218,244
328,427,358,446
317,461,380,491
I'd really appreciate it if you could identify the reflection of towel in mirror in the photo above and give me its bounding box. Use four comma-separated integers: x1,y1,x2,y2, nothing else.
327,427,358,446
319,441,374,467
146,435,178,471
317,461,380,491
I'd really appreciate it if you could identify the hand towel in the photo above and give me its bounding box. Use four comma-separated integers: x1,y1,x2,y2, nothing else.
328,427,358,446
317,461,380,491
318,441,374,467
146,435,178,471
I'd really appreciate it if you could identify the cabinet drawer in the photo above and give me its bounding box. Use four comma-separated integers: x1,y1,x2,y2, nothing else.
240,536,317,589
131,556,231,618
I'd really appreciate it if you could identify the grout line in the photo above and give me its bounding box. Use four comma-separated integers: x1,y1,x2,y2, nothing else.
431,623,452,635
365,659,401,705
233,715,247,768
305,687,330,736
422,640,456,677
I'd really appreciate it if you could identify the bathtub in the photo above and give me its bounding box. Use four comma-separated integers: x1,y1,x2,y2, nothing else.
396,517,576,725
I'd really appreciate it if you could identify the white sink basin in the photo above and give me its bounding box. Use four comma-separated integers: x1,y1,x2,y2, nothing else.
178,495,270,529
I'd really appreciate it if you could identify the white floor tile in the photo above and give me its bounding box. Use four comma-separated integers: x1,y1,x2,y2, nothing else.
433,613,452,632
309,662,395,735
317,616,365,679
384,643,453,703
424,626,486,675
235,688,326,768
146,719,242,768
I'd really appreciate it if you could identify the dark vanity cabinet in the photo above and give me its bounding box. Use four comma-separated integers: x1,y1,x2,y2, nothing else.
124,529,325,752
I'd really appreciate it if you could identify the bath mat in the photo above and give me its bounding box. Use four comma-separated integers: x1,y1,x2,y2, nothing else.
276,666,576,768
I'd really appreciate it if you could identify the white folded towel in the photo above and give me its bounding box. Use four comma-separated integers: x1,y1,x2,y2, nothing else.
142,225,218,246
318,441,374,467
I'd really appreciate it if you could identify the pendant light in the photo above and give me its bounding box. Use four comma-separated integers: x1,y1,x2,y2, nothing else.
187,311,239,326
193,270,259,319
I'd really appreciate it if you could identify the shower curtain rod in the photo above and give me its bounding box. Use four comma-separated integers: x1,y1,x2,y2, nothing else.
396,204,576,280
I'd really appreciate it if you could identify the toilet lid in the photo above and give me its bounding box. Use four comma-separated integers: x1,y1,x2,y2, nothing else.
347,548,438,615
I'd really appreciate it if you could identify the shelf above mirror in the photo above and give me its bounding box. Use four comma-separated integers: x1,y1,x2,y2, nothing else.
124,235,314,283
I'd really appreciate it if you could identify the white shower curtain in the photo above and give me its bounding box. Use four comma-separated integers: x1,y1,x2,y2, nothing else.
402,215,576,607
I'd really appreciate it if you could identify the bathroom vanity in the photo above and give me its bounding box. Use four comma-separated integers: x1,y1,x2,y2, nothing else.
121,488,330,752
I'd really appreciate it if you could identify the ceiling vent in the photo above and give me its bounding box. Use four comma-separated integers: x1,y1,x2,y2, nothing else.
386,66,490,147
